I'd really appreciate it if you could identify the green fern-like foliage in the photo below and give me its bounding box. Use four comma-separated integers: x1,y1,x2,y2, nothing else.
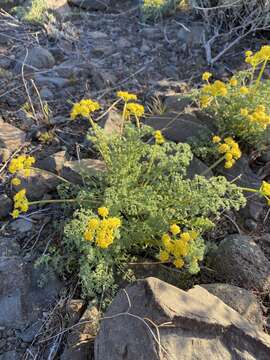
43,123,246,302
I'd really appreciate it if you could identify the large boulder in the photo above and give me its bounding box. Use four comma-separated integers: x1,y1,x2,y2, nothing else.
208,235,270,292
201,283,264,330
95,277,270,360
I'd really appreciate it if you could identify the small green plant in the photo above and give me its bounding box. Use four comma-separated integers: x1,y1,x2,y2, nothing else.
198,46,270,148
15,0,48,23
141,0,180,21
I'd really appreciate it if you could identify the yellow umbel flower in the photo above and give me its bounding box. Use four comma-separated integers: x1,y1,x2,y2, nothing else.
173,258,184,269
70,99,100,120
158,250,169,262
240,86,249,95
117,91,137,102
88,218,100,229
202,72,212,81
229,78,237,86
245,50,253,57
154,130,165,145
200,95,212,109
240,108,249,117
98,207,109,218
12,189,29,218
212,135,221,144
218,143,230,154
260,181,270,198
11,178,21,186
216,137,241,169
246,45,270,67
125,103,145,119
174,240,189,257
170,224,181,235
180,232,191,242
9,155,35,177
84,213,121,248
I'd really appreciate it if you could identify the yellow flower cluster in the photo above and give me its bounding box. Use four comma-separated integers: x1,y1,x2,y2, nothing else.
125,103,145,119
9,155,35,185
84,207,121,249
154,130,165,145
245,45,270,67
158,225,199,269
70,99,100,120
202,72,212,81
239,86,249,95
200,79,228,108
117,91,137,102
11,189,29,218
202,80,228,97
213,136,241,169
260,181,270,205
240,105,270,129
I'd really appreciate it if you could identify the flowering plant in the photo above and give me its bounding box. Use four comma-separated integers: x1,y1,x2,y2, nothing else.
199,45,270,148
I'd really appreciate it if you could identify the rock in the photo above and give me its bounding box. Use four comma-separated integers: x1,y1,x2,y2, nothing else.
61,306,99,360
0,237,20,257
37,151,68,175
15,47,55,73
201,283,264,329
0,148,11,163
16,320,42,343
88,64,116,89
208,235,270,292
0,256,62,329
34,74,70,89
145,112,211,143
218,155,261,189
101,109,122,136
95,277,270,360
40,87,54,100
61,159,106,184
244,218,258,232
68,0,111,10
0,351,20,360
186,157,213,179
68,0,110,10
0,0,25,11
10,218,34,235
0,120,26,152
0,194,12,218
164,95,194,112
178,25,205,47
14,168,60,201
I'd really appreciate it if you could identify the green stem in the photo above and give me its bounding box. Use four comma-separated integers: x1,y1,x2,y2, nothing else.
121,102,127,135
239,187,259,194
256,59,268,87
200,155,226,176
29,199,77,206
135,115,141,129
29,198,98,206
